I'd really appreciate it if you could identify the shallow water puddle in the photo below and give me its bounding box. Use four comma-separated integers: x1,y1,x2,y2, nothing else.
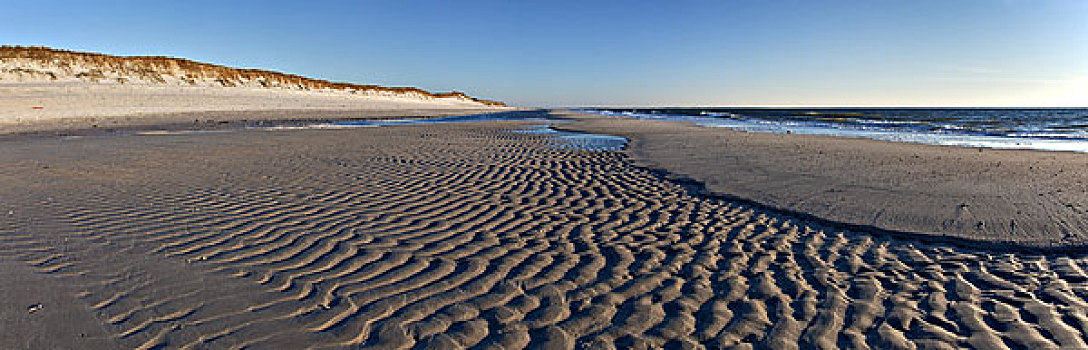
130,115,628,152
512,124,628,151
325,111,549,127
114,111,551,136
136,129,238,136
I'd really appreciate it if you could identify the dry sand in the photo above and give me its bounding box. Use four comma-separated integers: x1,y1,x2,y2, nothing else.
4,112,1088,348
0,83,509,134
559,111,1088,249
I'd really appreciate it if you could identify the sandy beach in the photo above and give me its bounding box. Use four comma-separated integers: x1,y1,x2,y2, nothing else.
6,0,1087,344
0,83,510,134
560,112,1088,249
3,110,1088,348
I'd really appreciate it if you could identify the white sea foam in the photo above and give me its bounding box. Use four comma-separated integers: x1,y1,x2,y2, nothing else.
583,109,1088,153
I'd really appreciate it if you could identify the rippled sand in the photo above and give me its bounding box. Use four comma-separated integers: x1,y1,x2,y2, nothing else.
560,112,1088,247
2,121,1088,349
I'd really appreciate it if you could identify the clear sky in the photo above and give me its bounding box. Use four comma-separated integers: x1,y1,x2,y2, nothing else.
2,0,1086,107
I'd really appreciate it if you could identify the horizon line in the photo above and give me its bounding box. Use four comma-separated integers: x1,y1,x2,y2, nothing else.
557,105,1088,109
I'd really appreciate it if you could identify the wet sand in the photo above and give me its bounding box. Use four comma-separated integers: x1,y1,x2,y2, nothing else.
1,107,518,136
4,112,1088,348
559,111,1088,249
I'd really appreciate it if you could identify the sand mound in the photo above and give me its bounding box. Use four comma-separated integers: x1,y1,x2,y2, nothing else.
2,121,1087,348
0,46,508,133
0,46,503,105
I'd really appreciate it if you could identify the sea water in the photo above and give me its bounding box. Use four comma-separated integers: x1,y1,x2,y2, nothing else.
580,108,1088,153
326,111,548,127
512,124,627,151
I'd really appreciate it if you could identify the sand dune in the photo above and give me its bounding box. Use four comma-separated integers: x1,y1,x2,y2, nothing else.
0,46,503,106
0,47,508,133
0,83,510,134
3,118,1088,348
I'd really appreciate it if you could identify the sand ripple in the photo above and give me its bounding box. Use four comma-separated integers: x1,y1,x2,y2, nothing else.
4,123,1088,349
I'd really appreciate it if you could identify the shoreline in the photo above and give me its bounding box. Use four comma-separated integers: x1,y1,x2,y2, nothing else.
558,110,1088,248
581,108,1088,154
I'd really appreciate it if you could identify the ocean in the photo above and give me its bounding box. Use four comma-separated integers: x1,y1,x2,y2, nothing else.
580,108,1088,153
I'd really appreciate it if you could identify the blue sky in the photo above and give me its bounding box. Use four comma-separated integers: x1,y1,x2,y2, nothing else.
2,0,1086,106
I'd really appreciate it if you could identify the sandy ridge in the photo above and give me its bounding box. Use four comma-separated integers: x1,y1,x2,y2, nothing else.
0,46,511,133
0,46,504,105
